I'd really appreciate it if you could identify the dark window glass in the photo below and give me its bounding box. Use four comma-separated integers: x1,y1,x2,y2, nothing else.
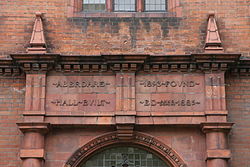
83,0,106,12
114,0,136,12
145,0,166,11
80,146,170,167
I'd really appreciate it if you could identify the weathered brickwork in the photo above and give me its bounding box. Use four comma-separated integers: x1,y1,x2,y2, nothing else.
226,75,250,167
0,76,25,167
0,0,249,57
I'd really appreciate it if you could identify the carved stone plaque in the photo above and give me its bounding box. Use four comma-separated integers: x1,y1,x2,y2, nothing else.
136,74,205,112
46,75,116,113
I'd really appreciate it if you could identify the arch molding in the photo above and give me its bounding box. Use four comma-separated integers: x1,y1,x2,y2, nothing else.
65,131,187,167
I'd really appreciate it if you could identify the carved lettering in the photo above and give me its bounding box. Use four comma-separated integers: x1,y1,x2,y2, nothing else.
139,100,200,106
51,99,111,107
139,80,200,88
52,81,111,88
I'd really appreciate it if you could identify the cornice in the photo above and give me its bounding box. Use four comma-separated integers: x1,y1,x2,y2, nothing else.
10,53,59,73
0,53,248,75
0,59,21,76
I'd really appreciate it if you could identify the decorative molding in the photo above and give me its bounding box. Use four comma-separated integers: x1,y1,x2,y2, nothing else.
205,110,228,116
229,57,250,75
0,59,21,76
10,53,59,73
27,12,47,54
206,149,231,160
2,53,243,75
20,149,45,159
204,12,224,53
116,125,134,140
201,122,234,133
17,122,50,134
65,131,186,167
3,53,250,75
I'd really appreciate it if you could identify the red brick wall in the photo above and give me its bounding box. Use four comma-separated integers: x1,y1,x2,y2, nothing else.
0,76,25,167
226,75,250,167
0,0,249,57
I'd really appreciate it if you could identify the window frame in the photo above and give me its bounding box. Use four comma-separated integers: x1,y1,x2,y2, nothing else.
68,0,181,17
82,0,107,12
113,0,138,12
144,0,168,12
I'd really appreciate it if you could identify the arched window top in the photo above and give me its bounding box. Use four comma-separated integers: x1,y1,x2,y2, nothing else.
65,132,186,167
80,146,170,167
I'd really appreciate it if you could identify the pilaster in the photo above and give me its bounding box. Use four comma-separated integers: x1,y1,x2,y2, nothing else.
115,72,136,139
204,71,227,122
23,73,46,122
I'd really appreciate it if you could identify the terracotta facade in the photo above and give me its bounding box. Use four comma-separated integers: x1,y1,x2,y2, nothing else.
0,0,250,167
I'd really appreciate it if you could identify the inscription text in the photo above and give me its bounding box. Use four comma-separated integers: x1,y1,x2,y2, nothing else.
139,80,200,88
140,99,200,106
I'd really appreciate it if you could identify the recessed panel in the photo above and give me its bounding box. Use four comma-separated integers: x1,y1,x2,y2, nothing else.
46,75,116,114
136,74,205,112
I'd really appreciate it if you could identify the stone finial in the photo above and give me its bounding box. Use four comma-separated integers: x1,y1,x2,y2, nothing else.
204,12,224,53
27,12,47,54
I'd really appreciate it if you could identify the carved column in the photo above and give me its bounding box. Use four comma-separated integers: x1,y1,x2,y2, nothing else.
202,123,233,167
202,72,233,167
17,123,49,167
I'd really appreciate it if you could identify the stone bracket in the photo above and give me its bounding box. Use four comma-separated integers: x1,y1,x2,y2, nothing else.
20,149,45,159
206,149,231,160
